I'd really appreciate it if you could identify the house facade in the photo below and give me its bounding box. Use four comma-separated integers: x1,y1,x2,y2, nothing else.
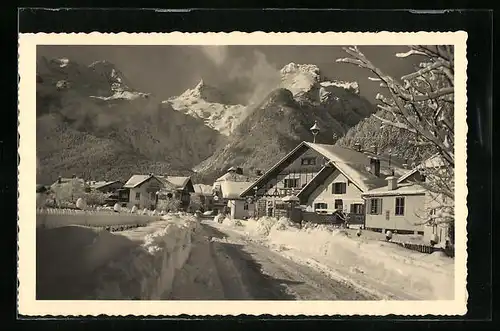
395,154,453,246
123,174,167,209
212,168,256,219
240,141,407,223
156,176,195,211
193,184,215,211
362,177,426,234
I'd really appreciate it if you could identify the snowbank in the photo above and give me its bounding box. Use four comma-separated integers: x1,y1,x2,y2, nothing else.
217,217,455,300
36,213,201,300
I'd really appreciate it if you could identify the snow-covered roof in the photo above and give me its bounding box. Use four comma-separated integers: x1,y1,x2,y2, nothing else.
362,182,426,197
51,177,85,187
219,181,254,200
193,184,213,196
305,142,406,192
164,176,191,189
90,180,122,189
123,175,166,189
240,141,407,197
215,172,254,183
397,153,447,183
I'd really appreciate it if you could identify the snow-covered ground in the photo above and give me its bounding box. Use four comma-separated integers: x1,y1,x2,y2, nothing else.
213,216,455,300
36,212,200,300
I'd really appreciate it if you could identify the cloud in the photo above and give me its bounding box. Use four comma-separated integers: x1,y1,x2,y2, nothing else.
198,45,229,67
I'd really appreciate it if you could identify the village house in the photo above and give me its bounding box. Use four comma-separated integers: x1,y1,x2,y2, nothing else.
240,141,407,223
156,176,195,211
361,176,426,235
192,184,215,211
122,174,173,210
212,167,257,218
393,154,453,246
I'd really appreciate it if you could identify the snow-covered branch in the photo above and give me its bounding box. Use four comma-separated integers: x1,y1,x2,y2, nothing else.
336,45,456,226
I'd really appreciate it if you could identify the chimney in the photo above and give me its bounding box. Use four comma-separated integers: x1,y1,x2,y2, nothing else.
386,176,397,190
57,176,62,184
72,174,76,179
354,142,362,152
255,169,263,176
374,158,381,177
235,167,243,175
369,157,381,177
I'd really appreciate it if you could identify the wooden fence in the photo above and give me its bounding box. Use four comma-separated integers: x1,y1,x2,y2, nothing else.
36,208,161,229
387,240,455,257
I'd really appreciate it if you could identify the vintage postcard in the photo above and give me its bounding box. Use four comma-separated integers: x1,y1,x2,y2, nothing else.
18,32,468,316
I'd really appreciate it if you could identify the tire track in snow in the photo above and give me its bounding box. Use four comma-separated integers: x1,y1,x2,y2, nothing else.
203,223,373,300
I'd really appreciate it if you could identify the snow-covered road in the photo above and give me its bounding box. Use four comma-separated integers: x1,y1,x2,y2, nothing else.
168,222,374,300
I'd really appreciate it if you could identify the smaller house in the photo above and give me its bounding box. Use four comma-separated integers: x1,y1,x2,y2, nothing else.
193,184,215,211
362,176,426,235
212,167,257,218
218,180,255,219
123,174,171,210
50,176,87,202
157,176,195,211
398,154,453,246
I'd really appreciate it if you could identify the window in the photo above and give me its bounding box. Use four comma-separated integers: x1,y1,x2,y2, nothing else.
314,203,328,210
350,203,364,214
244,202,249,210
284,178,299,188
332,182,347,194
135,192,140,200
334,199,343,211
369,198,382,215
301,157,316,165
395,197,405,216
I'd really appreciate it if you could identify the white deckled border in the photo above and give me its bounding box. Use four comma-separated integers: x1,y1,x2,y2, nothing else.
18,31,468,317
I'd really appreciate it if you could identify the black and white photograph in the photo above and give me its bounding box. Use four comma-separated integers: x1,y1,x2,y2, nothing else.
18,32,467,316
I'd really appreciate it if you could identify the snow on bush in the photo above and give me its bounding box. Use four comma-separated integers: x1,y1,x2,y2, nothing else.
222,217,243,227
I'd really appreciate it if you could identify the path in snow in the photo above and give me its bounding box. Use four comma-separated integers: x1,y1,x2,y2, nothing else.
168,223,374,300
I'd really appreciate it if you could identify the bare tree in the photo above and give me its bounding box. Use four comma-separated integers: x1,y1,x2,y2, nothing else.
337,46,455,229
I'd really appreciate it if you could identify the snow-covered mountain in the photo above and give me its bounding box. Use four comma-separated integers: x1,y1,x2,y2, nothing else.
87,60,151,101
163,80,247,136
36,56,223,184
165,63,360,136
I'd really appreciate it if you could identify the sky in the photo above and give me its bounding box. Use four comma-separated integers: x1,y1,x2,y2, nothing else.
37,45,422,103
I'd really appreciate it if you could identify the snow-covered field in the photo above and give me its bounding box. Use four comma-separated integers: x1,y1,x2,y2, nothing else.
213,216,455,300
36,212,201,300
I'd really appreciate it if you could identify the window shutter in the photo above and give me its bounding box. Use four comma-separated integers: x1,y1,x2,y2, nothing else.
366,199,371,214
379,198,383,215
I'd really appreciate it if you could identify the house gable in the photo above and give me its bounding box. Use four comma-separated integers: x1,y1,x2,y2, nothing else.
241,142,330,197
305,169,364,212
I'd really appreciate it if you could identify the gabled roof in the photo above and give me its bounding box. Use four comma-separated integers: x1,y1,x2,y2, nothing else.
240,141,406,196
123,174,166,189
90,180,123,190
193,184,213,196
156,175,194,193
51,177,85,187
296,164,336,203
215,172,255,183
219,181,254,200
397,153,446,183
